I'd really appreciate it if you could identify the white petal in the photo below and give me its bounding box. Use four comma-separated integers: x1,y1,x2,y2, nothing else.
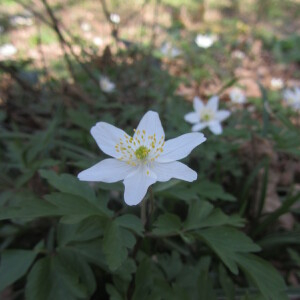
123,166,157,206
215,110,230,122
91,122,128,158
184,112,200,124
152,161,197,182
156,133,206,163
193,96,204,112
206,96,219,112
78,158,132,182
209,122,223,135
192,122,208,132
134,111,165,141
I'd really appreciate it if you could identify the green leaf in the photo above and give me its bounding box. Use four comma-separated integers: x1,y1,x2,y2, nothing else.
39,170,96,203
0,250,38,292
59,239,106,269
57,216,105,246
166,181,236,202
116,214,144,236
102,220,135,271
235,253,288,300
184,201,244,231
25,255,90,300
218,264,235,300
197,227,261,274
197,256,217,300
152,213,182,236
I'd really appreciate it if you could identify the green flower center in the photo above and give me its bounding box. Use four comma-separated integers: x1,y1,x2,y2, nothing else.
200,109,214,122
135,146,150,160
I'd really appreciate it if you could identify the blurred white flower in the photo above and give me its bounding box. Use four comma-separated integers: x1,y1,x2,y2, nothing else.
99,76,115,93
0,44,17,57
93,37,103,46
78,111,206,205
160,42,181,58
232,50,245,59
185,96,231,135
195,34,217,49
110,13,120,24
270,77,284,90
10,15,33,26
230,88,247,104
81,22,91,32
283,87,300,110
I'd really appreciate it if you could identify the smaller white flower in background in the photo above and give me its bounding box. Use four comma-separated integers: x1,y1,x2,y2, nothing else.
110,13,120,24
81,22,91,32
195,34,217,49
160,42,181,58
270,77,284,90
0,44,17,57
10,15,33,26
283,87,300,110
185,96,230,135
230,88,247,104
78,111,206,205
99,76,115,93
93,37,103,46
232,50,245,60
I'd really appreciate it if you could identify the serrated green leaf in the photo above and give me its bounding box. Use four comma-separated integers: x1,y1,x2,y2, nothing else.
197,227,261,274
39,170,96,203
102,221,132,271
153,213,182,236
0,250,38,292
25,255,89,300
184,201,244,231
116,214,144,236
235,253,288,300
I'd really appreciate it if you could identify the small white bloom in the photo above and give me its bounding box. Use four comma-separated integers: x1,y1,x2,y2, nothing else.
93,37,103,46
10,15,33,26
232,50,245,59
110,13,120,24
270,78,284,90
195,34,217,49
230,88,247,104
99,76,115,93
160,42,181,58
0,44,17,57
283,87,300,110
78,111,206,205
81,22,91,32
185,96,231,135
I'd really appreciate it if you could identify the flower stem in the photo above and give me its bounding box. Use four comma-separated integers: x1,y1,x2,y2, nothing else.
141,197,147,226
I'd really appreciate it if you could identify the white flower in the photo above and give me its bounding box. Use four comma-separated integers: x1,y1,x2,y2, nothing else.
0,44,17,57
232,50,245,59
160,42,181,58
195,34,217,49
81,22,91,32
185,96,230,135
78,111,206,205
283,87,300,110
110,13,120,24
230,88,247,104
270,77,284,90
93,37,103,46
10,15,33,26
99,76,115,93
